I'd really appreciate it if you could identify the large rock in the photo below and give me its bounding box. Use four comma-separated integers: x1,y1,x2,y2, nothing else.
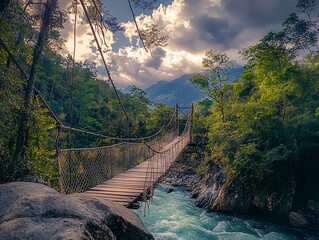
0,182,153,240
289,211,308,227
192,161,295,217
192,163,227,209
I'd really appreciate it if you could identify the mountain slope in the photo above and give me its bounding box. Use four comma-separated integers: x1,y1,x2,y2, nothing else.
145,74,202,107
145,67,243,107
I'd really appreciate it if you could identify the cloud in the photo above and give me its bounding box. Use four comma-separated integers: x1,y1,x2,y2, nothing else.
145,48,166,69
58,0,116,59
60,0,304,89
220,0,297,28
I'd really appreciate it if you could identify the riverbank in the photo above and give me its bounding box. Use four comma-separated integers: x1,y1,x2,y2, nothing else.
136,186,317,239
161,145,319,236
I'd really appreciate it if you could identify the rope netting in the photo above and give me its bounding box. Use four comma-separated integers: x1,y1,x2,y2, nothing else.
141,114,192,200
57,112,184,194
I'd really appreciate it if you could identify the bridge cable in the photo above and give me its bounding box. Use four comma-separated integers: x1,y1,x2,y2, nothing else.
68,0,78,148
127,0,148,53
0,37,179,145
78,0,130,122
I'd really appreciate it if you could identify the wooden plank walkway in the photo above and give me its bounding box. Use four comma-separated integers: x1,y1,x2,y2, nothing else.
82,136,187,207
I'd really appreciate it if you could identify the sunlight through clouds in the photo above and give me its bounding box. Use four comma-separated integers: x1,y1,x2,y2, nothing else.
59,0,299,89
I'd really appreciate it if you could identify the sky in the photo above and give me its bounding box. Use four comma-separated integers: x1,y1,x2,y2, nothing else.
60,0,299,89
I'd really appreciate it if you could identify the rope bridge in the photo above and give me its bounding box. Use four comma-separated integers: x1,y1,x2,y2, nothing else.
1,33,193,206
57,106,192,206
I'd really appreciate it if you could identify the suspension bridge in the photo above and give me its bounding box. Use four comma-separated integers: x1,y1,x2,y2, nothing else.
1,22,194,209
0,0,194,208
57,105,193,208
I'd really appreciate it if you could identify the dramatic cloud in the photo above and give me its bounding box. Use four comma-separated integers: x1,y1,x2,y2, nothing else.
60,0,303,89
221,0,297,28
145,48,167,69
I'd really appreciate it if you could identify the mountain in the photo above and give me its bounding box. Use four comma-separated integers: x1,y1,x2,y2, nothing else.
122,85,133,94
144,67,244,107
145,74,203,107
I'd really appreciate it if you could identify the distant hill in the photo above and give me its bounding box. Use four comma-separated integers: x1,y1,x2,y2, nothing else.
144,67,243,107
122,85,133,94
145,74,202,107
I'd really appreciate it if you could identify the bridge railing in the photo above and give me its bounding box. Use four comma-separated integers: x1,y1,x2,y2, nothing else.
57,107,192,194
142,113,191,198
57,128,179,194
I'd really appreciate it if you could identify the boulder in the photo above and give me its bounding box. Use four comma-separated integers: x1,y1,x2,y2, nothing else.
166,188,174,193
0,182,153,240
289,211,308,227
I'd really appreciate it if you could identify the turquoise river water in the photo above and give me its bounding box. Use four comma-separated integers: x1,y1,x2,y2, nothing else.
135,185,318,240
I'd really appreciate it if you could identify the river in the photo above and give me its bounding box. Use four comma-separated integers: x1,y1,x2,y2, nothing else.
134,185,317,240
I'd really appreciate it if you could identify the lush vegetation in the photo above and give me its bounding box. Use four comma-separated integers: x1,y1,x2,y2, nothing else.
191,0,319,207
0,0,172,184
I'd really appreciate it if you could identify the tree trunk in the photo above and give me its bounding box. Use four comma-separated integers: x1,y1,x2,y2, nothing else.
12,0,58,180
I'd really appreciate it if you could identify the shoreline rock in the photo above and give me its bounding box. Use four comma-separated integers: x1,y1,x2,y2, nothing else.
0,182,154,240
161,146,202,190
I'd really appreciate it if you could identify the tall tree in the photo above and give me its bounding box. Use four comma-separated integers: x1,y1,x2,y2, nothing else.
13,0,58,179
190,50,232,123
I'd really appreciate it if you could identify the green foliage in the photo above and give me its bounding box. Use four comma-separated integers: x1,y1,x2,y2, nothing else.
146,103,173,134
190,50,233,123
191,2,319,201
24,102,56,181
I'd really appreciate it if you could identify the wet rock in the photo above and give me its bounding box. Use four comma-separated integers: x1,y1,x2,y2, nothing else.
289,211,308,227
192,163,227,211
167,188,174,193
0,182,153,240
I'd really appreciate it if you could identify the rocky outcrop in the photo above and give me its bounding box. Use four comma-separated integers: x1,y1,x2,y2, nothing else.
162,162,201,190
289,211,308,227
162,145,202,190
164,144,319,232
192,162,295,217
211,177,295,217
192,164,226,209
0,182,154,240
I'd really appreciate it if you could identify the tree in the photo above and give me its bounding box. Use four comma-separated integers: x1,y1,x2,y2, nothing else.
0,0,165,183
146,103,173,134
190,0,319,213
12,0,59,180
190,50,232,123
140,23,169,53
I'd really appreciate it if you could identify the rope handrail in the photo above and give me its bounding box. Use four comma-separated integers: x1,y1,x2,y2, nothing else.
58,104,193,194
0,35,178,145
59,111,176,144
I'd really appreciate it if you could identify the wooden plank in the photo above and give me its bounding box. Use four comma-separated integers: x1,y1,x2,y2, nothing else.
125,169,163,174
98,183,151,188
112,175,151,179
98,183,152,189
90,186,145,192
107,179,154,183
87,190,141,197
84,193,136,201
85,195,131,204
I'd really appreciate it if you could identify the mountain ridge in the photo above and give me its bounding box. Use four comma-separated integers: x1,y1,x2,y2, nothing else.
142,67,244,107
